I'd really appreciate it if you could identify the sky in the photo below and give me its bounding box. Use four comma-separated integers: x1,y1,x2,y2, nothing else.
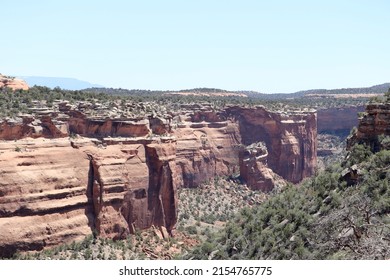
1,0,389,93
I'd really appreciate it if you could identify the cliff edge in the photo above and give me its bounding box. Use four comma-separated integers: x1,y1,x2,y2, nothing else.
0,102,317,257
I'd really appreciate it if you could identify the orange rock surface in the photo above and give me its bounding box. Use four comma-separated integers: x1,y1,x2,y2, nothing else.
226,106,317,183
0,104,317,257
0,74,29,90
347,103,390,151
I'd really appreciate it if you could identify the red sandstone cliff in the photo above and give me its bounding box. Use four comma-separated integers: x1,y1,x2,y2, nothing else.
173,109,241,187
225,106,317,183
0,139,92,257
86,141,177,239
317,106,365,135
0,104,317,257
0,138,178,257
239,142,286,192
347,102,390,151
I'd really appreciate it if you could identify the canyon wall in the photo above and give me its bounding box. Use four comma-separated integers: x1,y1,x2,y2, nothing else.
173,109,241,187
0,138,178,257
347,103,390,151
239,142,285,192
0,139,92,257
173,105,317,186
226,106,317,183
0,104,317,257
317,106,365,135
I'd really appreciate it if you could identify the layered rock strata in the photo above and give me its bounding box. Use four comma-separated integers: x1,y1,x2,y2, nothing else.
0,138,178,257
0,139,93,257
225,106,317,183
0,103,317,256
347,103,390,151
239,142,285,192
86,141,177,240
317,106,365,135
173,110,241,187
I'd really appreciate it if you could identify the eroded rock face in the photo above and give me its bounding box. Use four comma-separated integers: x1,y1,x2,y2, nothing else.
0,139,93,257
84,141,178,240
0,138,178,257
239,142,285,192
173,105,317,187
174,118,241,187
60,103,152,138
0,103,317,256
1,104,317,186
144,143,178,232
347,103,390,151
86,144,149,239
226,106,317,183
0,116,68,140
317,106,365,135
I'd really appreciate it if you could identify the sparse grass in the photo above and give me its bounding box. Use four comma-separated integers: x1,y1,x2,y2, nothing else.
177,177,268,241
13,228,192,260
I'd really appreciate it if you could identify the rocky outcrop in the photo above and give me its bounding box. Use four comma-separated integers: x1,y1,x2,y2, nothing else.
59,103,152,138
0,102,170,141
347,103,390,151
225,106,317,183
0,113,69,140
0,74,29,91
144,143,178,232
86,141,177,240
1,104,317,186
239,142,285,192
317,106,365,135
173,110,241,187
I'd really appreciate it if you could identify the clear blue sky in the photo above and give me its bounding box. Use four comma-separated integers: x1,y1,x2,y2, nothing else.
2,0,389,93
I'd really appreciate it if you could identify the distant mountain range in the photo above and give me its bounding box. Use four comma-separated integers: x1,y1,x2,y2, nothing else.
293,83,390,96
239,83,390,99
84,83,390,100
19,76,103,90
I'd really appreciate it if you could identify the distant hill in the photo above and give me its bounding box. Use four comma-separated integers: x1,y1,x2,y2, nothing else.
85,83,389,100
17,76,390,98
238,83,390,99
294,83,390,96
19,76,103,90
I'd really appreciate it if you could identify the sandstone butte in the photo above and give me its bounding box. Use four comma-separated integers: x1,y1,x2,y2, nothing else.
0,74,29,91
0,98,320,257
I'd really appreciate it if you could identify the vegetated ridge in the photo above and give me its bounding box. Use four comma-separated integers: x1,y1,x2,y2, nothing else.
85,83,389,99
